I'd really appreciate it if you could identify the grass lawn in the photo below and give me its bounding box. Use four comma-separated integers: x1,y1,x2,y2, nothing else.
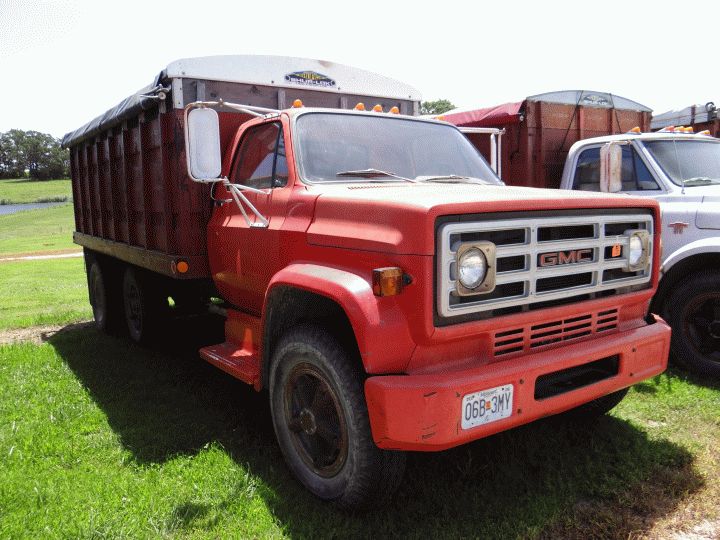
0,178,72,204
0,257,91,330
0,203,77,256
0,321,718,538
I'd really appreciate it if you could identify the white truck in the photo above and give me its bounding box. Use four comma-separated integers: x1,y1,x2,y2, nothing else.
559,131,720,376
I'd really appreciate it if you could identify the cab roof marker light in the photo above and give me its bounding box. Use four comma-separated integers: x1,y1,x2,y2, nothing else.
292,99,303,108
372,104,383,112
354,102,366,111
629,126,641,134
389,106,400,114
699,130,712,136
660,126,675,132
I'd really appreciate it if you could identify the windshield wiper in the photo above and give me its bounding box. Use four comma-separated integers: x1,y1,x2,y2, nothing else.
335,168,417,183
683,176,720,186
415,175,496,185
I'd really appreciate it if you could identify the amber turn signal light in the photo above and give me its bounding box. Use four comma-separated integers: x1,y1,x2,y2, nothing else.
176,260,189,274
292,99,303,108
372,267,403,297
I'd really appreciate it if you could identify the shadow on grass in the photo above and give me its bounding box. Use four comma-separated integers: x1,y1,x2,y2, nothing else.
49,322,703,539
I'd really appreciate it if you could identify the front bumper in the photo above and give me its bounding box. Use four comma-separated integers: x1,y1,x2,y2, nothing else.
365,314,670,451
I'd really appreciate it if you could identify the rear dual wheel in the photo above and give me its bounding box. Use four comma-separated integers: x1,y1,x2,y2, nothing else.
86,254,122,333
269,325,405,509
122,266,169,344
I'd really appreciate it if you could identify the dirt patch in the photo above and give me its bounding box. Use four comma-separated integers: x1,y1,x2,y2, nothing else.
0,248,82,262
0,321,93,345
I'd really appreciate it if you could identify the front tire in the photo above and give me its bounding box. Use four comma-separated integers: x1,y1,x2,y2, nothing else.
269,324,405,509
666,271,720,377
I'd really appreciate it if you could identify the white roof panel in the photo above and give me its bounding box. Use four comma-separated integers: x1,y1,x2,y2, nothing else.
164,55,421,101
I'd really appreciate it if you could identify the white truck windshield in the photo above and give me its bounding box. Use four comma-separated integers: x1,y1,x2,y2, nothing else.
644,139,720,186
294,112,502,185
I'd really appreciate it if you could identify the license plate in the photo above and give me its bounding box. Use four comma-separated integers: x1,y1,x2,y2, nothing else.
461,384,514,430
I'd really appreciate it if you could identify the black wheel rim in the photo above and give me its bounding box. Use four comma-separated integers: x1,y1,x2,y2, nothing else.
125,279,143,336
90,267,106,325
682,291,720,363
284,362,348,478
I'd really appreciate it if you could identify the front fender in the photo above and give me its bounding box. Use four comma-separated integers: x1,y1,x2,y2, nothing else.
662,237,720,275
265,264,416,374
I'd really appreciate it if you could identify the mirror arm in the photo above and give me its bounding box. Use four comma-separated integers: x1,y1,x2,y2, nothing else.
222,179,270,228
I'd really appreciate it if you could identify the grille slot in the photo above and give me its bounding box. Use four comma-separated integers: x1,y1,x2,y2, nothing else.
492,308,619,358
438,213,653,319
536,272,593,293
534,355,620,400
538,224,595,242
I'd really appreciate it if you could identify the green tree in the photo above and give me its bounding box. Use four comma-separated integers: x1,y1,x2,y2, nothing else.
0,129,69,180
420,99,456,116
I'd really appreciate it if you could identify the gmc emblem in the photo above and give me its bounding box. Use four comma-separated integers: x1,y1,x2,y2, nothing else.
538,249,593,267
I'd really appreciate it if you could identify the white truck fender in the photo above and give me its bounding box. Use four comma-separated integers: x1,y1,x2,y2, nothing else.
661,237,720,275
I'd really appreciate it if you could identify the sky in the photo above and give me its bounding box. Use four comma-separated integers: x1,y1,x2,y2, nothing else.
1,0,718,138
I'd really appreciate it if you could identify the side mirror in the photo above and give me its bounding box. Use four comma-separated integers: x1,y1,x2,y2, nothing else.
185,107,222,181
600,142,622,193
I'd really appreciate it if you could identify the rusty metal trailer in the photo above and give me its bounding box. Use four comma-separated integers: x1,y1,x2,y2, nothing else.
651,102,720,135
62,55,421,281
441,90,652,188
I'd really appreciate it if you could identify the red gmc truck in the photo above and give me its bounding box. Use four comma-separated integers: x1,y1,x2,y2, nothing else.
63,57,671,508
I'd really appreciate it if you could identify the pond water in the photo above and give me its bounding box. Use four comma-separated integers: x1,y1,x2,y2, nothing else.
0,202,67,216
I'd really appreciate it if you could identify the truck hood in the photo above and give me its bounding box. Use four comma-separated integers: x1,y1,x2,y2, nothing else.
306,182,659,255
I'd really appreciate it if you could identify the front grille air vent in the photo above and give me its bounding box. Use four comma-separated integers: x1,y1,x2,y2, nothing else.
493,308,619,358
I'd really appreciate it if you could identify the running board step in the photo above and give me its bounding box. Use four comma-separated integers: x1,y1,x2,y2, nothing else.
199,342,260,388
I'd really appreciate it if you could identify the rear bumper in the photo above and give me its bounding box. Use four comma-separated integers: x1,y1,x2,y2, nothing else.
365,315,670,451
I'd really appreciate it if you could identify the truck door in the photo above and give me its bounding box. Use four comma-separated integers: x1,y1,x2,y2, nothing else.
571,145,662,193
208,121,290,313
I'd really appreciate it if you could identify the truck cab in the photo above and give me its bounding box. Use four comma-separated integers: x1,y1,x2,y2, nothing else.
559,131,720,376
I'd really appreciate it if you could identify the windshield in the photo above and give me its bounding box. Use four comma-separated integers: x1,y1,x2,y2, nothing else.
643,139,720,186
294,112,502,184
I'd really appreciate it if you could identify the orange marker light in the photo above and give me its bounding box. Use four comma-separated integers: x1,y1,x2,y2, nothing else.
372,104,383,112
684,127,694,133
292,99,303,108
176,260,189,274
389,106,400,114
611,244,622,257
629,126,641,133
372,267,403,297
699,130,711,136
435,115,446,122
660,126,675,132
354,102,366,111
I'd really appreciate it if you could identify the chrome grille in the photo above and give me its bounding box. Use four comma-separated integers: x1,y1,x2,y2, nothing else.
437,214,653,318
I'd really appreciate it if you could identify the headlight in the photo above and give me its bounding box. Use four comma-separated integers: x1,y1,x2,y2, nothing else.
455,242,497,295
625,230,651,271
628,235,643,266
458,248,487,290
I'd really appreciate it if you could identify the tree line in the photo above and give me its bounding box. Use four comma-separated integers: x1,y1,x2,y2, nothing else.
0,129,69,180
